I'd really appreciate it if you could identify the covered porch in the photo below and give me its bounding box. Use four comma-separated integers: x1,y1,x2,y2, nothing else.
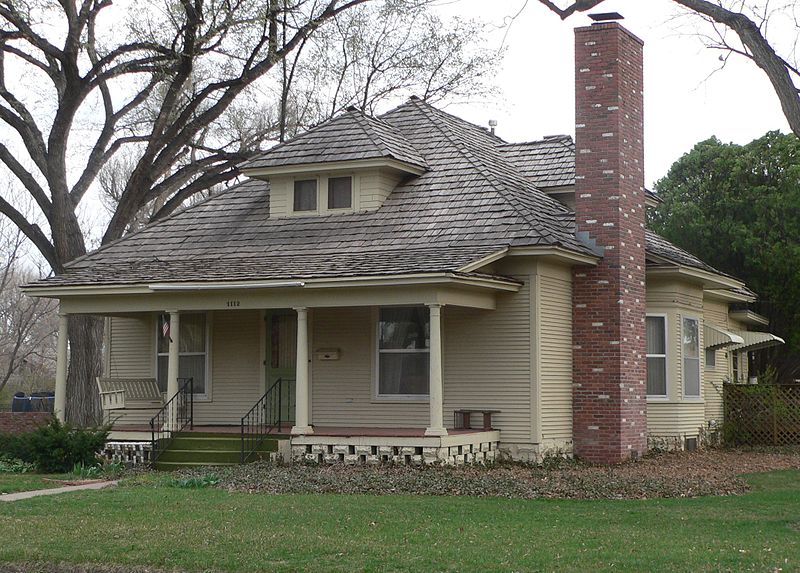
44,273,520,465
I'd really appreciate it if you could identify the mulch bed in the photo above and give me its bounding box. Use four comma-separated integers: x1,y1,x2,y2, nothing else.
172,447,800,500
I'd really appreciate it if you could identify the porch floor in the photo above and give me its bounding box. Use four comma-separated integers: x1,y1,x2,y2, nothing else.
110,424,489,437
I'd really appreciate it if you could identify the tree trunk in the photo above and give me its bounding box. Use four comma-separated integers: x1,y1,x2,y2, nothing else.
63,310,104,426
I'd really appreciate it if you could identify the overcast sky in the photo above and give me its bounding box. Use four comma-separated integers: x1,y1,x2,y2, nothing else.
436,0,792,187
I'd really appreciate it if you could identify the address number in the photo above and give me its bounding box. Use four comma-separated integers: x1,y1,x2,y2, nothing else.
226,300,241,307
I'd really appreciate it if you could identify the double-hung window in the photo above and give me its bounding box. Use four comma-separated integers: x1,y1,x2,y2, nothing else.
646,315,667,397
683,317,701,397
376,307,430,398
156,313,209,397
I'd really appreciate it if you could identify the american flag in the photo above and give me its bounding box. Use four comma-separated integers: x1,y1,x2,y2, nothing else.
161,315,170,339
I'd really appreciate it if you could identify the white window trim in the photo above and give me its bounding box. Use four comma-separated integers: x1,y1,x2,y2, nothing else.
154,312,213,401
646,313,669,400
372,306,430,403
682,315,702,399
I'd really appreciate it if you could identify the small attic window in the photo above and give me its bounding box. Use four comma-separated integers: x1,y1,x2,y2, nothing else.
293,179,317,211
328,176,352,209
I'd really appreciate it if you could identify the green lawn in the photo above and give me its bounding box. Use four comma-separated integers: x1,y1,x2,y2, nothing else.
0,473,67,494
0,470,798,572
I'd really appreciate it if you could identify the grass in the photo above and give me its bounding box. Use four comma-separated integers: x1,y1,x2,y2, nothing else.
0,473,68,494
0,470,798,572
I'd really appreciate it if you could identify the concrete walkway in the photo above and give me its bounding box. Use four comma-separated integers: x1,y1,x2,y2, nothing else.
0,480,117,502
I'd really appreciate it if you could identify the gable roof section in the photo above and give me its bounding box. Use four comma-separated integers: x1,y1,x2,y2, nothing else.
242,107,428,172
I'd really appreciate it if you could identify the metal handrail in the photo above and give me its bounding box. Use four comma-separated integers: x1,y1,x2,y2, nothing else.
150,377,194,465
240,377,294,463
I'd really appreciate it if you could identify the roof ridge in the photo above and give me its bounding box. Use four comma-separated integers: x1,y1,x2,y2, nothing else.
349,109,396,160
406,99,573,249
381,98,508,144
498,135,574,147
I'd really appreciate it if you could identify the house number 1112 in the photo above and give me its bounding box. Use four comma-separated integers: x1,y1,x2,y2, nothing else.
226,300,241,307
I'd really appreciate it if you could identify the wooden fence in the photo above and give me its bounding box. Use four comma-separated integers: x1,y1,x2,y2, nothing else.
723,383,800,446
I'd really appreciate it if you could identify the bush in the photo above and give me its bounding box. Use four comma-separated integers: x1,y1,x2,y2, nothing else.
0,419,109,473
0,455,35,473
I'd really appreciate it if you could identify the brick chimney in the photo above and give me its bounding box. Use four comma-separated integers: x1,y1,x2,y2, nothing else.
572,20,647,463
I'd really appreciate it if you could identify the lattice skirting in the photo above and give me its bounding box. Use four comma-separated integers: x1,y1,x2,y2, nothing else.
291,439,499,465
103,441,152,465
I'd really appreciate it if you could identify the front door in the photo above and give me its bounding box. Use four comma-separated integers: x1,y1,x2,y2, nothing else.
265,310,297,424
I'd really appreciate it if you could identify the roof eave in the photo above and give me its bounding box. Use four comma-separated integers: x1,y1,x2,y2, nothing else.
704,288,757,303
729,309,770,327
23,272,522,299
241,157,427,178
646,264,745,291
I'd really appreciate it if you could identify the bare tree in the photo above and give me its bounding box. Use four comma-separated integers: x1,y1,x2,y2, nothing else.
0,214,57,399
0,0,500,424
0,0,379,424
536,0,800,136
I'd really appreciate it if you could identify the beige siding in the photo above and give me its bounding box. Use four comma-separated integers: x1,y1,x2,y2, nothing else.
268,169,403,218
443,283,532,443
108,316,153,378
645,278,706,437
309,282,534,443
538,263,573,444
703,298,730,425
108,311,263,425
310,306,429,427
358,169,404,211
193,310,263,424
647,401,705,437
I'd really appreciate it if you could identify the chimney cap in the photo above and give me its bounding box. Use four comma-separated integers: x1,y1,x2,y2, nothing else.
589,12,624,22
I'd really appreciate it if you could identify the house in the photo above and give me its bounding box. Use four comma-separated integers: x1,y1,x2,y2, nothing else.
25,20,783,465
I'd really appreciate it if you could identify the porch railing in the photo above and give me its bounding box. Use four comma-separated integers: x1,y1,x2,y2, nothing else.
241,377,294,463
149,377,194,465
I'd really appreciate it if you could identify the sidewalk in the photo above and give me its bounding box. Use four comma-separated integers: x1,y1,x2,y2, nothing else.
0,480,117,502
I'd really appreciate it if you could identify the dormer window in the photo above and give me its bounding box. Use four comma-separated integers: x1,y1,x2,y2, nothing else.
328,176,352,209
293,179,317,212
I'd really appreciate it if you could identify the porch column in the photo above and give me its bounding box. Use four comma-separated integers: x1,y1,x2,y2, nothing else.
425,304,447,437
291,307,313,435
54,313,69,423
166,310,181,429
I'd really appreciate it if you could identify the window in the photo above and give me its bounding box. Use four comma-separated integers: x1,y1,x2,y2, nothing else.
705,348,716,369
377,307,429,397
683,317,700,397
293,179,317,211
157,313,209,396
327,176,352,209
646,315,667,397
732,352,740,383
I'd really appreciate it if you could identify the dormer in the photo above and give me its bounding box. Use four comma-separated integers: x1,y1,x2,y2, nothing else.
241,107,427,218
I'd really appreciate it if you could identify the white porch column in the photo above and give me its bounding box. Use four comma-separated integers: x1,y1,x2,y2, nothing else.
54,313,69,423
291,307,313,435
425,303,447,437
166,310,181,429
